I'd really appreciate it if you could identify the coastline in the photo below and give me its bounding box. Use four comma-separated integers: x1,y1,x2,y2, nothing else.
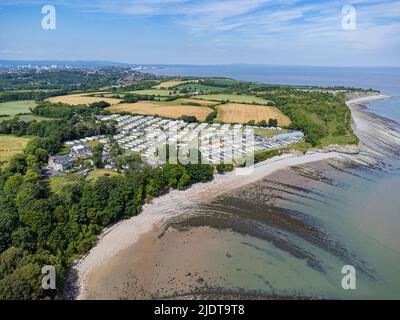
346,94,390,106
66,94,389,300
347,94,400,162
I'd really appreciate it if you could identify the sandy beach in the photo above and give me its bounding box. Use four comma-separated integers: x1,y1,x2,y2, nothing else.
66,94,390,300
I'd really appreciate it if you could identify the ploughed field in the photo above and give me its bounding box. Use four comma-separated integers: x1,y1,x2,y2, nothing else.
216,103,291,126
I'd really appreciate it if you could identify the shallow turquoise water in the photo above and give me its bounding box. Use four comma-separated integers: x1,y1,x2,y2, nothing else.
168,98,400,299
368,97,400,123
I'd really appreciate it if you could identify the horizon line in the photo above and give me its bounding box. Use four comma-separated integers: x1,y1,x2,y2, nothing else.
0,59,399,69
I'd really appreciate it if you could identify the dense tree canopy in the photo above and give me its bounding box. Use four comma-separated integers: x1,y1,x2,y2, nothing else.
0,135,215,299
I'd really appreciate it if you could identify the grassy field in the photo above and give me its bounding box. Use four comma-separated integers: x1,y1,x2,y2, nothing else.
47,93,121,105
153,79,199,89
107,101,213,121
130,89,181,97
318,134,359,147
0,100,37,115
49,169,119,192
49,174,81,194
86,168,120,181
287,141,313,153
205,78,236,86
177,83,226,92
255,128,288,138
216,103,291,126
0,135,31,168
0,114,55,122
194,94,271,104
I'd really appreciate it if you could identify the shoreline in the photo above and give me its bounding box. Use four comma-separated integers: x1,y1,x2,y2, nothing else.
66,94,388,300
345,94,390,106
347,94,400,162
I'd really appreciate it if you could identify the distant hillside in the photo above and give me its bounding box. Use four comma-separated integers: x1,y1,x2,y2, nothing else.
0,60,132,68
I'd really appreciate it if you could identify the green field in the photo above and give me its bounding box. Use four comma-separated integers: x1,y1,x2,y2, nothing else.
0,114,55,122
318,134,359,147
49,174,81,194
0,100,37,116
131,89,181,97
255,128,288,138
203,78,236,86
176,83,226,92
287,141,313,153
87,168,120,180
193,94,271,104
0,135,31,168
49,169,120,193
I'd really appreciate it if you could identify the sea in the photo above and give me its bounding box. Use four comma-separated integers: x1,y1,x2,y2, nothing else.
85,65,400,299
147,65,400,96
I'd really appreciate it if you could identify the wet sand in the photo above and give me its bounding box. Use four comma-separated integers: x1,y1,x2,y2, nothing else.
66,153,340,299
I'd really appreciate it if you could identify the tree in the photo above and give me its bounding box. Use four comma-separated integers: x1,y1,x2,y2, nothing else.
92,143,104,169
109,137,122,159
0,262,43,300
258,120,267,127
268,118,278,127
185,163,213,182
216,163,234,173
145,167,166,200
177,172,190,190
179,115,198,123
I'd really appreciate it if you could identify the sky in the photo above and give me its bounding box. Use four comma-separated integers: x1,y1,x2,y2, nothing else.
0,0,399,66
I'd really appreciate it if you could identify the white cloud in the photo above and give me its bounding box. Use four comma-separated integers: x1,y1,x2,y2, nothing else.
1,0,399,65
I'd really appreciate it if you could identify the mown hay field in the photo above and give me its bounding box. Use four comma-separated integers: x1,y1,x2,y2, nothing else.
0,100,37,115
174,98,218,106
47,93,121,106
216,103,291,126
0,135,31,167
154,79,199,89
107,101,213,121
194,94,271,105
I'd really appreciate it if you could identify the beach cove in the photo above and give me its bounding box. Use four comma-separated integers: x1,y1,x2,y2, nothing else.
65,94,400,300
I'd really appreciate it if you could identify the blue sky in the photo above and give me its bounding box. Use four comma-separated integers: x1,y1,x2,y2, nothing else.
0,0,399,66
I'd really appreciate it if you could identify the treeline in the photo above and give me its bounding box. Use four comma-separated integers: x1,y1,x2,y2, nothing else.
0,68,131,91
206,106,218,123
118,79,159,92
178,115,198,123
246,119,278,127
32,101,110,118
0,90,71,103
